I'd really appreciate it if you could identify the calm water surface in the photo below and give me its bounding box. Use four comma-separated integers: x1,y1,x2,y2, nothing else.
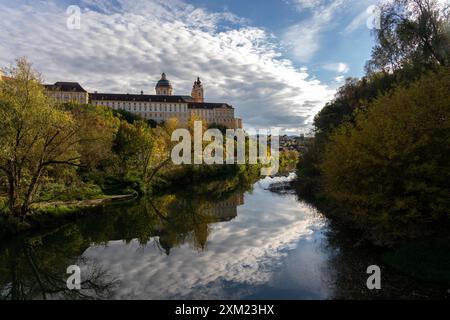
0,174,445,299
85,174,333,300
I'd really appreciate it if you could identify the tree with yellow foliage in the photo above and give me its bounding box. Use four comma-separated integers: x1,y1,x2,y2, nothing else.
0,59,81,218
321,68,450,240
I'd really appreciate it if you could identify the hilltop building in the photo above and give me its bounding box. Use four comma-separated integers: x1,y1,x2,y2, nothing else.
44,82,89,104
44,73,242,129
0,69,13,82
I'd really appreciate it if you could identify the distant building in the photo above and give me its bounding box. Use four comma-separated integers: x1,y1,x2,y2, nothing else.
0,69,13,82
45,74,242,129
279,135,307,152
44,82,89,104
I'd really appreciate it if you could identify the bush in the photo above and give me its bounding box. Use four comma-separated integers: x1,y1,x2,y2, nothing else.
101,172,144,196
38,182,104,202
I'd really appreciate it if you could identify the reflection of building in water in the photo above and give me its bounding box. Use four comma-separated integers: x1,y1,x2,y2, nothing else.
202,193,245,222
158,193,245,254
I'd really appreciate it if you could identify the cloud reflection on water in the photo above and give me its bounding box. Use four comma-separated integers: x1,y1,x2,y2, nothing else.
83,175,335,299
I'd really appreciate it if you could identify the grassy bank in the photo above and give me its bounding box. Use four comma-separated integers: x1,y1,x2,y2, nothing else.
0,194,136,240
0,163,262,240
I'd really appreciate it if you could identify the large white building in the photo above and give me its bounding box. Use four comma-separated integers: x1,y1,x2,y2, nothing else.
45,73,242,129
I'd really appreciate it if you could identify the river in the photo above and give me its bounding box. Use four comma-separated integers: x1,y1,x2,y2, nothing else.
0,174,445,299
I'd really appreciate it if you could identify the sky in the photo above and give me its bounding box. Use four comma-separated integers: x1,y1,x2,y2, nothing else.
0,0,381,134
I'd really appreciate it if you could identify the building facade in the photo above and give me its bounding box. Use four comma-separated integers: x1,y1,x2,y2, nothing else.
0,69,13,82
45,74,242,129
44,82,89,104
191,77,204,103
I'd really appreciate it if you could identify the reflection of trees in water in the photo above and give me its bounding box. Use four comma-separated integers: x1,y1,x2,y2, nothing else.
0,229,117,300
86,174,252,252
292,195,447,299
0,181,249,300
319,223,447,300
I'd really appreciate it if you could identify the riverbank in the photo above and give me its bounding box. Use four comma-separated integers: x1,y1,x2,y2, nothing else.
0,194,136,240
268,177,450,290
0,165,262,240
1,174,447,299
33,194,136,210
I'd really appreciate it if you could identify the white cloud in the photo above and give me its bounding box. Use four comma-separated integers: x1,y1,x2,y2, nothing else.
344,1,381,34
0,0,335,133
323,62,350,73
283,0,344,62
344,7,373,33
291,0,324,10
335,75,345,83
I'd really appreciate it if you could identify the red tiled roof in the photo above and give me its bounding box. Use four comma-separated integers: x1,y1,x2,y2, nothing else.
1,75,14,81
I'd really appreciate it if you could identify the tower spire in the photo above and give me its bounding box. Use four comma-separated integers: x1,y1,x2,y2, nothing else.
192,76,204,103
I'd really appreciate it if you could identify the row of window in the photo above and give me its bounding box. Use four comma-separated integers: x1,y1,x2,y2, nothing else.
94,101,234,119
191,109,216,117
52,93,86,100
93,101,236,124
141,113,188,120
94,101,188,112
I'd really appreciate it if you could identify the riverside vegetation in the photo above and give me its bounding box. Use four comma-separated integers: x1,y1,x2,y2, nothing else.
0,59,263,238
295,0,449,283
0,175,262,299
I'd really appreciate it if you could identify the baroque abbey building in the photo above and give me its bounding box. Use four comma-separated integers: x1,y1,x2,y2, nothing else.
44,73,243,129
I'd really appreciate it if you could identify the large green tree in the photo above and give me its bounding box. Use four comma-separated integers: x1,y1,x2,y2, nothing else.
0,59,83,218
113,120,153,176
367,0,450,73
320,68,450,241
297,0,450,200
63,103,120,169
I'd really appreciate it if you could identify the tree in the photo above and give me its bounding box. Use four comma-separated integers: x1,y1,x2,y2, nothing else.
366,0,450,73
112,108,143,124
63,103,119,169
320,68,450,241
0,59,83,218
113,120,153,178
147,117,182,185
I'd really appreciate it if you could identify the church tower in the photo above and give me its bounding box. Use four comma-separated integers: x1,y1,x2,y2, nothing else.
191,77,204,103
155,73,173,96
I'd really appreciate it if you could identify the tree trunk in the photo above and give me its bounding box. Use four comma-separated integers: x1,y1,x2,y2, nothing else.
20,166,43,218
145,158,171,192
7,175,21,218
